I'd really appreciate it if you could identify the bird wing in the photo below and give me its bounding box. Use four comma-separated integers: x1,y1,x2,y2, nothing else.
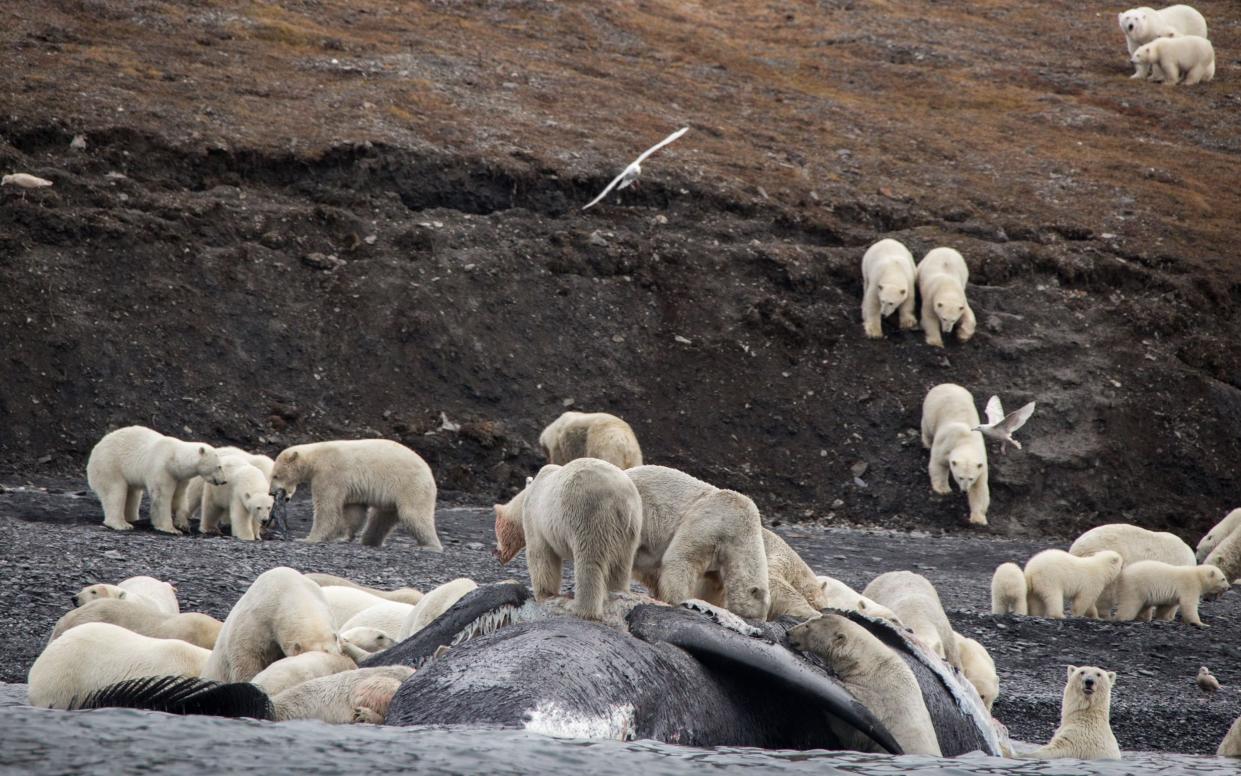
999,401,1037,433
984,395,1004,426
633,126,690,165
581,165,635,210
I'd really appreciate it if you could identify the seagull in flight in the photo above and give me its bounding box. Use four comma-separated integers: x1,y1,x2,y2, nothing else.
973,395,1036,453
582,126,689,210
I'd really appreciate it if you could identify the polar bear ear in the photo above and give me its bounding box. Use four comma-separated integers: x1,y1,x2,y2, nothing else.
198,446,208,456
1066,665,1077,678
118,590,128,599
286,451,299,462
1107,671,1117,685
857,599,868,611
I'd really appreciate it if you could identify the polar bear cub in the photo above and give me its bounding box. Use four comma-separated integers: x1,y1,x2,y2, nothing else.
321,586,395,628
1197,508,1241,562
1069,523,1195,617
860,238,917,338
1133,34,1215,85
921,383,989,526
1024,666,1120,760
1112,561,1230,627
495,458,642,620
177,446,274,524
625,465,770,620
789,614,941,756
539,411,644,470
955,635,999,712
816,576,902,624
1119,5,1208,78
990,562,1028,615
200,458,273,540
340,602,415,640
340,627,396,661
269,439,440,549
251,650,357,695
28,622,211,709
1024,549,1124,618
916,248,975,347
271,666,414,724
52,599,222,649
86,425,226,534
74,575,179,616
202,567,340,683
862,570,961,668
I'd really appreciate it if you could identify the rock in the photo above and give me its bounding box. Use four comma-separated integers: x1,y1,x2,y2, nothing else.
588,230,608,247
850,461,868,478
465,542,484,551
302,252,345,271
103,550,124,560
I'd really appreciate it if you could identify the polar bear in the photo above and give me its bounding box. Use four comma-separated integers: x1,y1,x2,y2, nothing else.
538,411,643,470
176,446,274,524
1111,561,1230,627
1024,549,1124,618
1221,714,1241,757
916,248,975,347
271,666,414,723
689,529,825,620
27,622,211,709
921,383,989,526
1198,508,1241,562
341,601,415,639
51,599,222,649
1205,528,1241,581
340,627,395,661
956,635,999,712
251,650,357,695
86,426,226,534
1024,666,1120,760
1119,5,1208,78
1070,523,1195,617
494,458,642,620
200,458,273,540
74,575,179,616
399,578,478,638
202,567,340,682
305,573,424,605
269,439,440,549
789,614,941,756
862,570,961,668
816,576,902,624
625,465,770,620
860,238,917,338
990,562,1028,615
321,586,395,628
1133,34,1215,85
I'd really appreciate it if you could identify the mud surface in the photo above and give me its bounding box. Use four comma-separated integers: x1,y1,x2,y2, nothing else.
2,1,1240,541
1,481,1238,755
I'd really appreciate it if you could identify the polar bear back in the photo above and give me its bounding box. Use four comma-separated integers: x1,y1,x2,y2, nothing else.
862,239,916,294
1120,5,1207,47
524,458,642,565
539,412,643,470
251,650,357,696
922,383,981,432
917,247,969,289
215,446,275,479
272,439,435,506
52,600,221,649
116,576,180,616
322,586,393,628
28,621,211,709
87,425,219,485
862,570,961,668
342,601,416,639
816,575,902,624
1070,523,1194,567
1116,560,1228,606
1197,508,1241,562
399,578,478,639
202,567,338,683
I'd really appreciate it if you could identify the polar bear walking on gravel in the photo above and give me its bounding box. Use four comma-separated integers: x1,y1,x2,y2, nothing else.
268,439,440,550
625,465,770,620
1111,561,1230,627
539,411,644,470
1024,666,1121,760
1119,5,1208,79
494,458,642,620
177,446,274,525
916,248,975,347
990,562,1028,615
1133,34,1215,85
87,426,226,534
1024,549,1124,618
921,383,990,526
860,238,917,338
200,458,274,541
1069,523,1195,617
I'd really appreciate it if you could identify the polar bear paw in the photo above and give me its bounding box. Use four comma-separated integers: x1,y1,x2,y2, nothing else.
353,707,384,724
153,525,183,536
103,520,134,531
931,481,952,496
900,313,918,330
969,512,989,526
864,320,884,339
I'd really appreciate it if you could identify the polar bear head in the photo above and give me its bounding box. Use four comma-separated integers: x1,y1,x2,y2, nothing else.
1118,9,1150,40
493,496,528,565
73,583,127,607
1063,665,1116,715
341,626,395,654
876,279,909,317
931,286,968,333
948,442,986,492
187,445,226,485
788,613,873,665
1197,565,1232,600
243,490,275,528
1131,39,1170,66
269,447,311,500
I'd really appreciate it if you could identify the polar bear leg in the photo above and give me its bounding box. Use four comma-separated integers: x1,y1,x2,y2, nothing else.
655,534,711,604
957,304,977,342
99,482,133,531
360,507,398,547
1034,586,1064,619
397,496,442,552
1162,62,1180,85
967,472,989,526
146,475,181,535
1183,65,1206,86
340,504,368,541
171,481,191,531
200,490,223,534
927,449,952,495
176,478,203,526
1178,595,1205,627
526,537,564,601
922,303,944,348
306,488,347,543
899,293,918,330
862,285,884,339
1112,594,1144,621
124,487,143,523
1153,604,1177,621
230,501,257,541
571,559,608,620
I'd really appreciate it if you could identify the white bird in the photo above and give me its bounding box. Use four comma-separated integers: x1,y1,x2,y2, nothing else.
973,395,1036,453
582,126,689,210
1197,666,1220,693
2,173,54,198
